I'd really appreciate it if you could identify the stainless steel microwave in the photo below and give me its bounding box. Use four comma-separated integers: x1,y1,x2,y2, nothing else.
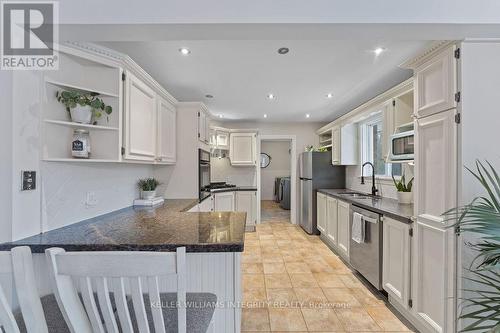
389,130,414,161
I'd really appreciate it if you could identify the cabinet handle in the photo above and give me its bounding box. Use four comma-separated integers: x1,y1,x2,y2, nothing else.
410,216,416,222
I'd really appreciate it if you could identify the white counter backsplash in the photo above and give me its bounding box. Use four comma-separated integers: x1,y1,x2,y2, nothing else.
211,157,256,186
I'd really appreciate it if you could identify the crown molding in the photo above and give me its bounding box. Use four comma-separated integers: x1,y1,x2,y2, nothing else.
400,40,457,69
61,42,178,105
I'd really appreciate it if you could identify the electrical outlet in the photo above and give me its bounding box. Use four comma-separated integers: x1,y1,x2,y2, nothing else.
21,171,36,191
85,191,98,207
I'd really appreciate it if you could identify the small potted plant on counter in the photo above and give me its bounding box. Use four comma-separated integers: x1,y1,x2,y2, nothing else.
392,172,414,204
138,178,161,200
56,90,113,124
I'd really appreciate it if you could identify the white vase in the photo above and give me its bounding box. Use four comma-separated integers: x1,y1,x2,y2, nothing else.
397,191,413,204
70,105,92,124
141,190,156,200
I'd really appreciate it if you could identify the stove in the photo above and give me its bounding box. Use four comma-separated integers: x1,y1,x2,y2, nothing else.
208,182,237,190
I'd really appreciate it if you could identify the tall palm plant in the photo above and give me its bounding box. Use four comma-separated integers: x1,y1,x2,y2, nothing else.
445,160,500,332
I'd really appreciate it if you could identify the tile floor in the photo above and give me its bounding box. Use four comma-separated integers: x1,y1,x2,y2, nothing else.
241,208,413,332
261,200,291,223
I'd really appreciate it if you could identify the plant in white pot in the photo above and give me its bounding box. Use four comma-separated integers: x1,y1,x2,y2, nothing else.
56,90,113,124
392,172,414,204
138,178,161,200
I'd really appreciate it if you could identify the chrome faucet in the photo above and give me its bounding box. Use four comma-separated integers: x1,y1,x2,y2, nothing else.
361,162,379,196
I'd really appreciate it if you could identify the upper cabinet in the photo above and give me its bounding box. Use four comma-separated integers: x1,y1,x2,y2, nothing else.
229,132,257,166
156,96,176,163
382,90,414,160
198,108,211,144
415,45,457,118
123,70,157,162
210,127,230,150
123,70,177,164
332,124,357,166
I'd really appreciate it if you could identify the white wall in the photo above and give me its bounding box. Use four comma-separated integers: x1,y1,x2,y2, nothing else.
0,71,13,243
260,141,291,200
211,158,256,186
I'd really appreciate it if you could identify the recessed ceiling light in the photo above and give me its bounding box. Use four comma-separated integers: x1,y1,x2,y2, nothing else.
306,114,310,118
326,93,333,99
205,94,214,98
267,94,275,100
179,48,191,55
218,114,223,118
278,47,289,55
374,47,386,56
263,114,268,118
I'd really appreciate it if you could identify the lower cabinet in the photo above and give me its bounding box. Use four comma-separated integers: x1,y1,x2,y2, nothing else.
337,200,350,260
326,196,338,245
214,192,235,211
236,191,257,226
382,217,411,309
316,193,327,234
199,196,214,212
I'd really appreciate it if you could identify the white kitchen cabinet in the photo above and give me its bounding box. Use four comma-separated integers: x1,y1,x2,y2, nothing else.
326,196,338,245
412,108,457,333
198,109,210,144
229,133,256,166
156,96,176,163
337,200,350,260
199,196,214,212
216,130,230,150
316,192,327,234
332,124,357,165
123,70,157,161
382,92,414,160
214,192,235,211
383,217,411,310
236,191,257,226
415,45,457,118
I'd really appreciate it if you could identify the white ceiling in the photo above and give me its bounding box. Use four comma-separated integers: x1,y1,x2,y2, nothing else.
101,40,428,122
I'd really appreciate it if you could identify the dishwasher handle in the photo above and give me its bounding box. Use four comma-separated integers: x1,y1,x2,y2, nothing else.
362,215,379,224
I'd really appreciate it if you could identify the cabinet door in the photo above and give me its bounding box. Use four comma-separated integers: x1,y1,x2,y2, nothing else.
198,111,207,143
412,109,457,333
209,128,217,147
340,124,357,165
331,127,341,165
316,193,327,234
236,191,256,226
217,131,230,150
229,133,256,165
326,196,338,245
214,192,235,211
337,200,350,259
199,196,214,212
415,46,457,118
124,71,156,161
383,217,411,309
157,97,176,163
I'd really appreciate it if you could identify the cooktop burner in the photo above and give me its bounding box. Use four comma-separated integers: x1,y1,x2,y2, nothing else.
209,182,237,189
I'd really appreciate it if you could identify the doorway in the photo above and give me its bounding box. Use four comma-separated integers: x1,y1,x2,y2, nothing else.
257,135,297,225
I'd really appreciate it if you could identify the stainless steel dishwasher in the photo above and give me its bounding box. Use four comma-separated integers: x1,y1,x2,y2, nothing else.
349,204,383,290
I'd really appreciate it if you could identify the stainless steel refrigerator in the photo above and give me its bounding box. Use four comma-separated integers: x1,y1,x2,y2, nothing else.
299,151,345,234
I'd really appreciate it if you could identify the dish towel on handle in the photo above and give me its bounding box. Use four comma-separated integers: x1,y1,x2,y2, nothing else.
352,212,365,244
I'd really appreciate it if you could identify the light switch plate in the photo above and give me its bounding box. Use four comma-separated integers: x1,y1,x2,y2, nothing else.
21,171,36,191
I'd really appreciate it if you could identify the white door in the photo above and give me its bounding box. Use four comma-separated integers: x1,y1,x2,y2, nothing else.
157,96,176,163
236,191,256,226
331,127,341,165
229,133,256,165
199,196,214,212
214,192,235,211
326,196,338,245
337,200,350,259
415,45,457,118
382,217,411,309
124,71,156,161
413,109,457,333
316,193,327,234
198,111,207,143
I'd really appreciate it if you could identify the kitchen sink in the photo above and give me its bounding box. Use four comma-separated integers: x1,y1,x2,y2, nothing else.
338,192,379,200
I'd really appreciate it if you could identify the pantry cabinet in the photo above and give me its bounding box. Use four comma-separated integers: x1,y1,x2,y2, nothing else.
236,191,257,226
156,96,176,163
415,45,457,118
337,200,350,260
383,217,411,310
123,70,157,161
326,196,338,245
214,192,235,211
316,192,327,234
229,133,257,166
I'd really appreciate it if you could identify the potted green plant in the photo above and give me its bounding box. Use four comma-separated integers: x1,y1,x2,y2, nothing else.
56,90,113,124
138,178,161,200
444,160,500,332
392,172,414,204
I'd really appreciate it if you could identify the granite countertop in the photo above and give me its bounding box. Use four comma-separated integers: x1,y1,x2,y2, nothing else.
0,199,247,253
318,189,414,223
210,186,258,193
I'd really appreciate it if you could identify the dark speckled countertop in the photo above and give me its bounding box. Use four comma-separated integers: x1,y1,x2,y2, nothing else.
318,189,414,223
0,199,247,253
